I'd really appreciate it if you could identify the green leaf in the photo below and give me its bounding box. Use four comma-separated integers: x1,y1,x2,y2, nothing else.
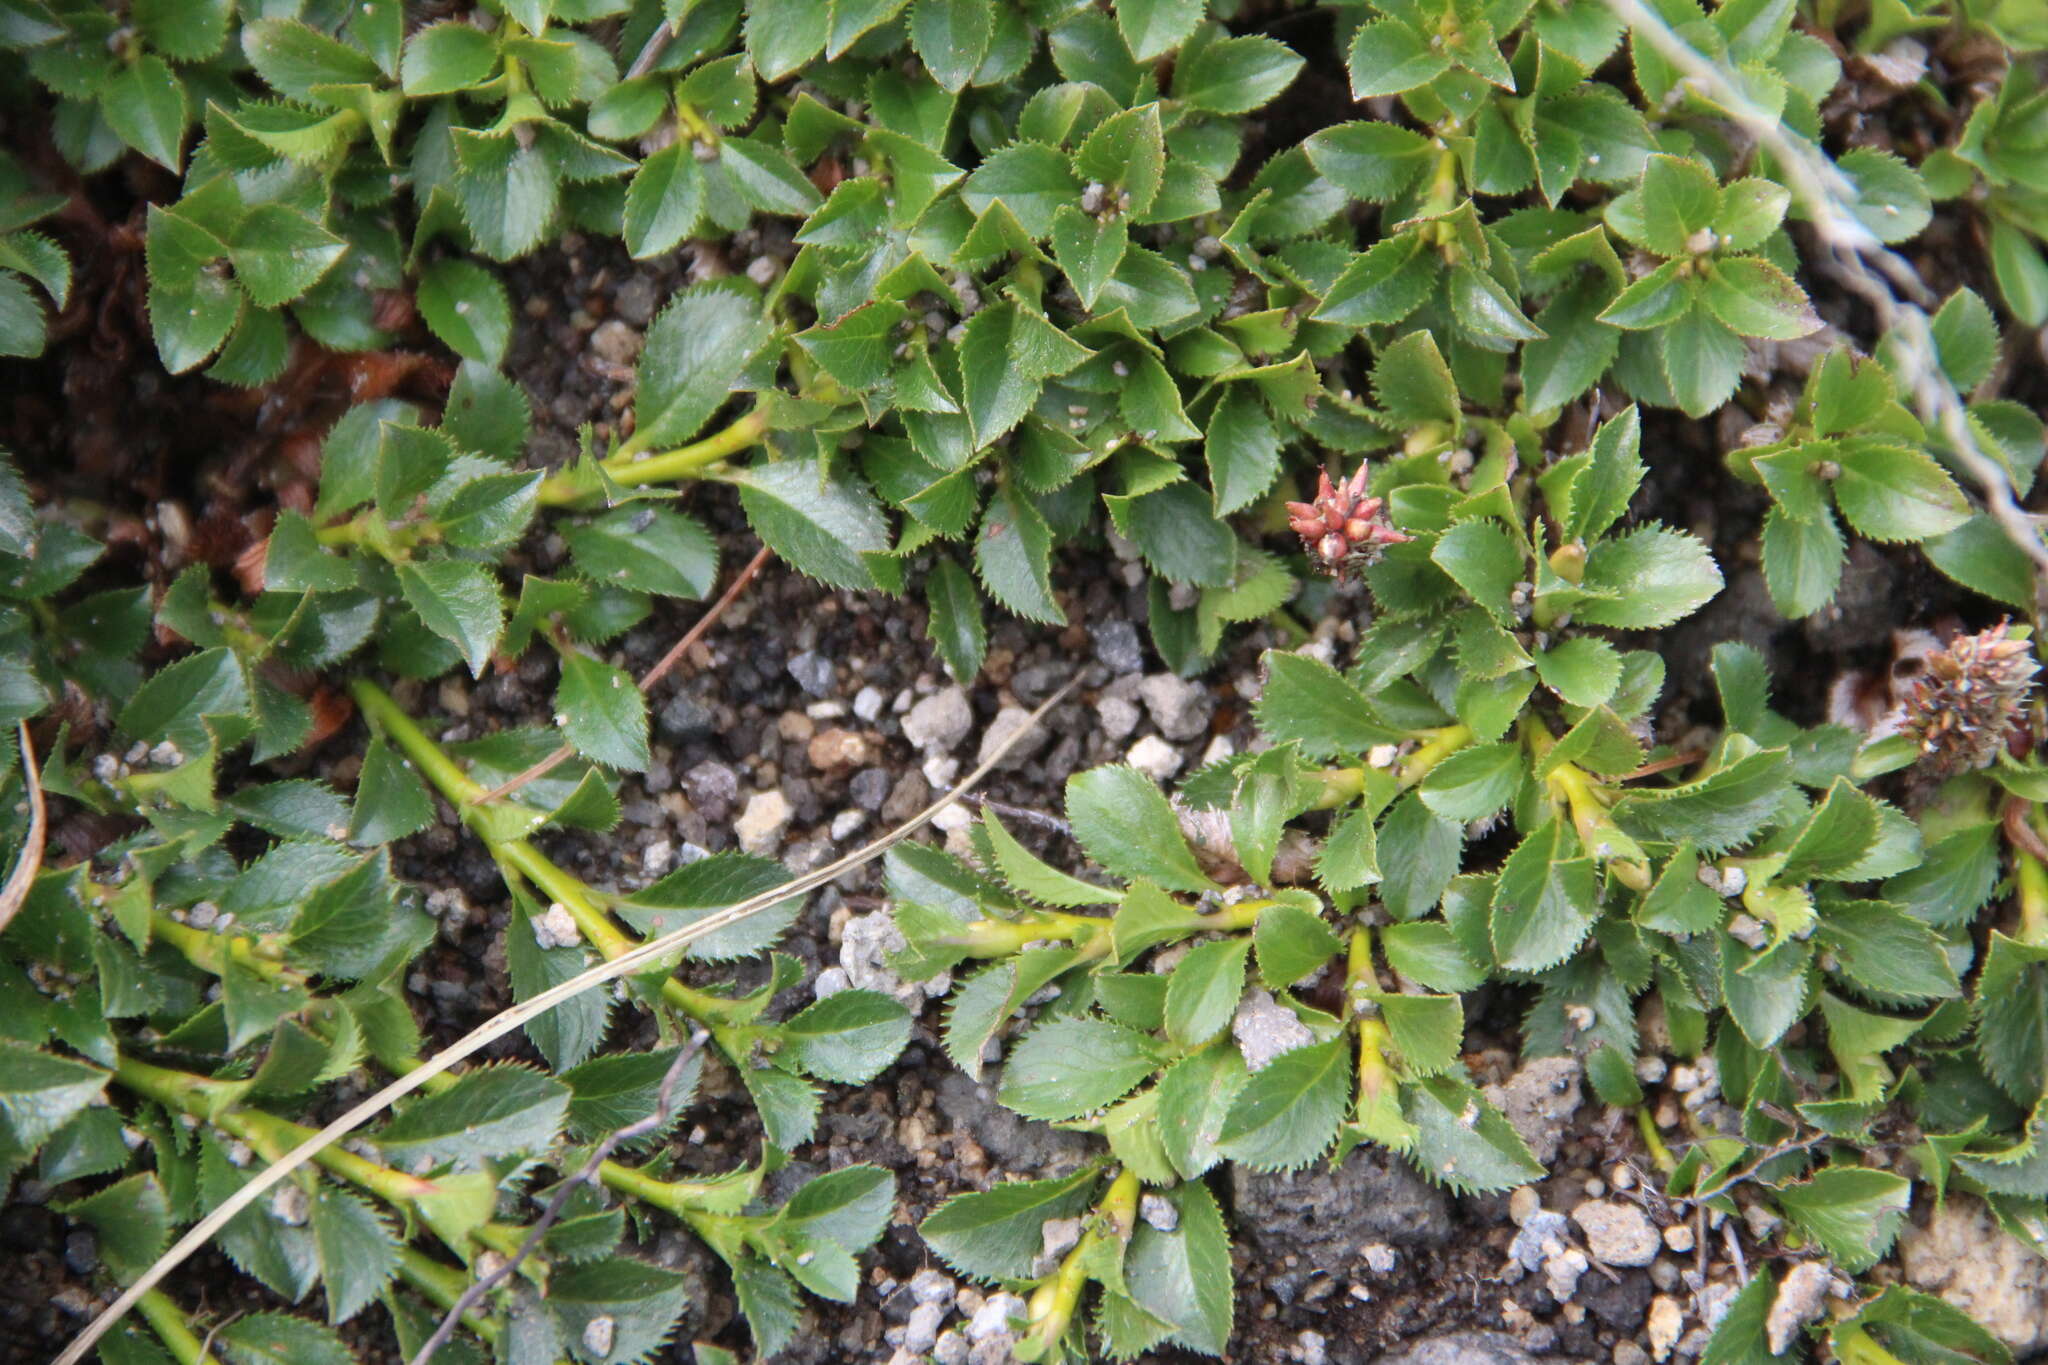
1204,385,1281,517
1402,1076,1545,1193
135,0,232,61
1924,514,2037,609
1371,330,1459,427
1420,742,1522,822
555,651,649,772
1974,933,2048,1104
1700,257,1819,341
102,54,186,171
919,1169,1101,1281
1659,305,1747,417
417,259,511,366
1614,747,1791,854
217,1314,356,1365
959,300,1091,447
1175,32,1303,114
1115,0,1201,60
561,1047,700,1142
1818,901,1958,1004
56,1173,168,1280
635,283,770,450
400,21,500,96
982,810,1115,907
1252,651,1402,758
745,0,828,80
1832,440,1969,542
395,559,502,677
1068,765,1217,893
1124,1179,1234,1355
377,1065,570,1169
1761,503,1844,618
1051,205,1127,313
727,460,890,593
976,483,1062,625
909,0,994,92
1536,637,1622,708
347,735,432,846
545,1258,700,1365
960,142,1079,240
1254,903,1341,989
565,505,718,601
1216,1037,1349,1171
310,1188,400,1324
1106,481,1236,588
781,1164,895,1253
1347,19,1451,98
433,471,542,552
1490,822,1599,972
923,555,987,682
1576,526,1722,628
624,144,705,259
1378,793,1463,921
1775,1166,1911,1273
1165,938,1251,1049
778,990,911,1084
1932,287,2001,392
1000,1015,1159,1120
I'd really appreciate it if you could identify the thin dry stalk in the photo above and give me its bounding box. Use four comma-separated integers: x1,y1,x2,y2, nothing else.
0,721,47,937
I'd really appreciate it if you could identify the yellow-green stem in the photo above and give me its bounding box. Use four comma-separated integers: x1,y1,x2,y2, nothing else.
350,679,490,805
1020,1167,1140,1358
539,407,767,503
1833,1326,1908,1365
136,1289,219,1365
2019,845,2048,946
1634,1106,1677,1174
1399,725,1472,787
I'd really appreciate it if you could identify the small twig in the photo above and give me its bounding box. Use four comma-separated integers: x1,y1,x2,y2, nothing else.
473,545,774,806
57,678,1078,1365
1723,1218,1749,1287
409,1033,707,1365
2003,794,2048,865
0,720,48,938
1620,750,1707,781
623,13,678,80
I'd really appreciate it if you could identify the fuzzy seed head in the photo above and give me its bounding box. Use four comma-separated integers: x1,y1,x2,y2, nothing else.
1286,465,1409,578
1902,620,2039,777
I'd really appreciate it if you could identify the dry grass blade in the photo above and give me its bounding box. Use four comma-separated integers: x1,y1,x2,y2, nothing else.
56,679,1077,1365
0,721,47,937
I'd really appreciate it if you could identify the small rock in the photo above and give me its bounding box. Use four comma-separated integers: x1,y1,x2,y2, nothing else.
1766,1262,1832,1355
932,1330,969,1365
532,902,582,949
904,686,973,753
830,810,865,841
1901,1195,2048,1349
1544,1246,1589,1302
1091,620,1145,673
1097,694,1142,740
787,650,835,697
1233,989,1313,1071
809,727,873,771
840,908,948,1008
1139,1194,1179,1233
1573,1200,1661,1267
1509,1210,1572,1272
590,319,641,366
1663,1222,1694,1253
1483,1055,1583,1166
1232,1143,1452,1275
1646,1294,1684,1362
1361,1242,1397,1274
1138,672,1212,740
1373,1332,1542,1365
979,705,1049,770
683,760,738,822
1032,1216,1083,1276
642,838,673,876
735,790,793,855
1128,733,1183,782
850,767,892,811
909,1268,955,1306
968,1293,1026,1341
905,1302,946,1355
658,694,718,744
853,685,887,722
1508,1186,1542,1226
1296,1329,1328,1365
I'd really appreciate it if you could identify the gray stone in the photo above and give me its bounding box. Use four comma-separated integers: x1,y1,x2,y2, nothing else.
1090,620,1145,673
853,685,887,722
1127,733,1182,782
787,650,835,697
850,766,892,811
1573,1199,1661,1267
613,276,658,326
1138,672,1212,740
1230,1143,1452,1269
937,1071,1093,1176
682,760,738,823
1373,1332,1548,1365
1232,989,1313,1071
903,686,973,753
904,1302,945,1354
1484,1055,1583,1166
1902,1195,2048,1350
734,790,793,855
658,694,718,744
979,705,1050,770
